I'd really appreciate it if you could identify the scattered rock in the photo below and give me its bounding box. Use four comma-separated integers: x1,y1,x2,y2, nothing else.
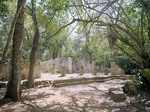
22,80,51,88
109,85,126,103
34,80,51,88
110,90,127,102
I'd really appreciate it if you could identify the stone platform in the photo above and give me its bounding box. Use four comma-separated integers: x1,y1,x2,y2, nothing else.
0,73,133,88
29,73,133,88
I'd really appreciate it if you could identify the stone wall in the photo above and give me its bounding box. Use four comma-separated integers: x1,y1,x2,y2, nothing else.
1,59,41,80
111,62,125,75
41,58,95,74
22,59,41,79
1,63,9,79
40,58,125,76
41,59,52,73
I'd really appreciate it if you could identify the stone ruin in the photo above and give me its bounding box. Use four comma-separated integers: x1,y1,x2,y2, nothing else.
111,62,125,75
0,57,125,80
40,57,125,76
22,59,41,79
40,57,97,75
0,59,41,80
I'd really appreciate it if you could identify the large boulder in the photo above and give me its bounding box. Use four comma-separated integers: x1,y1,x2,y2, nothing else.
110,90,127,102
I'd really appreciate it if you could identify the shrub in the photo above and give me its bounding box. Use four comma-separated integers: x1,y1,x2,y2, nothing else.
143,69,150,84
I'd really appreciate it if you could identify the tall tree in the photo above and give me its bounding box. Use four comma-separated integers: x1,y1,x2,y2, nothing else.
3,0,26,101
27,0,40,88
0,1,23,79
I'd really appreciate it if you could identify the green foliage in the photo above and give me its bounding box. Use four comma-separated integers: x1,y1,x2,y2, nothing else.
107,0,150,69
22,0,71,60
0,0,149,71
0,1,16,59
71,25,112,66
117,58,143,82
131,69,142,84
39,0,70,13
143,69,150,83
92,38,112,67
0,0,8,17
117,58,137,74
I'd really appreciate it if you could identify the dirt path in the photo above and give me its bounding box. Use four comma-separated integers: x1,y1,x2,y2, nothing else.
0,79,149,112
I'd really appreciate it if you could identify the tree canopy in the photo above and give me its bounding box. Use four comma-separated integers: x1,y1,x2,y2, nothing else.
0,0,149,68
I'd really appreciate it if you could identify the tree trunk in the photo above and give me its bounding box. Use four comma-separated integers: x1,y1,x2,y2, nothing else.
52,47,59,59
27,0,40,88
3,0,26,101
0,0,26,79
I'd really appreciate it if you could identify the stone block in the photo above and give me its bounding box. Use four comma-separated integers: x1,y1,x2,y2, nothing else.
52,63,56,74
61,66,66,77
110,90,127,102
80,65,84,76
92,60,95,73
111,62,117,75
68,57,73,74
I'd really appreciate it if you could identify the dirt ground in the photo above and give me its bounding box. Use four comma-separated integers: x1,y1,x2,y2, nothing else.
0,79,149,112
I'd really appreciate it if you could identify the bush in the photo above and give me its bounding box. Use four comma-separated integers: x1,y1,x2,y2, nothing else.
143,69,150,84
116,58,137,74
131,69,142,80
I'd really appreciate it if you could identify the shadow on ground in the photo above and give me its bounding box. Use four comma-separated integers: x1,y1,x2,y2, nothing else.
0,81,149,112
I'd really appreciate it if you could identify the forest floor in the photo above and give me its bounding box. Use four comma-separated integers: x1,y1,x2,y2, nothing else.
0,74,150,112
